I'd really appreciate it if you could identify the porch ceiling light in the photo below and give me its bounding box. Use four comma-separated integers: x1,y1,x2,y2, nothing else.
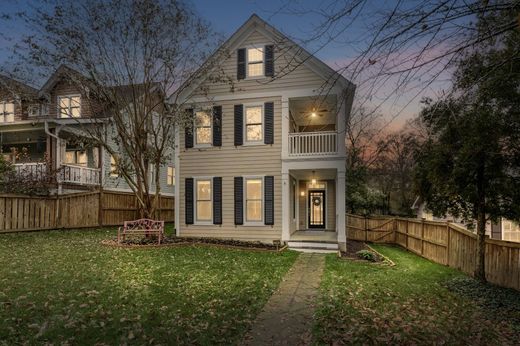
311,170,317,185
311,112,317,117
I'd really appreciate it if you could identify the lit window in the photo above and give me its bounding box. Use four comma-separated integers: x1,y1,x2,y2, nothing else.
58,95,81,118
195,110,212,145
0,102,15,123
167,166,175,186
64,150,87,166
245,106,263,142
245,178,263,222
247,47,264,77
110,155,119,177
196,179,212,222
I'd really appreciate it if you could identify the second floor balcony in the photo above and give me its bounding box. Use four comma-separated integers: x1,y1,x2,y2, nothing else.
286,95,344,159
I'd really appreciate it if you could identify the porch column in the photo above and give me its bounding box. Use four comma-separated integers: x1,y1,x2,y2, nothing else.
281,172,291,242
336,169,346,251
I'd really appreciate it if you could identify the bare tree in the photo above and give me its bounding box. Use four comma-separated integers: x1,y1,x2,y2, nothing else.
0,0,225,217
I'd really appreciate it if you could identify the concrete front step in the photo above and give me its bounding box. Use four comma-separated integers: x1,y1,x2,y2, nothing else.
287,241,339,253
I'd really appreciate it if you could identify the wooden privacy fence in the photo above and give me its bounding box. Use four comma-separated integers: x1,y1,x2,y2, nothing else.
347,214,520,291
0,191,174,232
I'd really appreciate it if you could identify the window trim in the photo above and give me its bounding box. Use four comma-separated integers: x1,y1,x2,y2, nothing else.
245,44,266,80
193,109,213,148
243,103,264,145
0,101,15,123
167,166,175,186
194,177,213,225
57,94,81,119
243,175,264,226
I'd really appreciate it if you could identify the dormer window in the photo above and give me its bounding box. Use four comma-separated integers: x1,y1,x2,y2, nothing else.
247,47,264,77
58,95,81,118
0,101,15,123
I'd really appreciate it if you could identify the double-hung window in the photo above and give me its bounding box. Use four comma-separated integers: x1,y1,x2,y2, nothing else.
167,166,175,186
110,155,119,177
245,105,263,143
58,95,81,118
245,177,263,223
195,110,212,145
196,179,212,222
0,101,14,123
247,47,264,77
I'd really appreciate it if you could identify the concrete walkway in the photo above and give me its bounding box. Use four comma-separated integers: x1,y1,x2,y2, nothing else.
242,253,326,346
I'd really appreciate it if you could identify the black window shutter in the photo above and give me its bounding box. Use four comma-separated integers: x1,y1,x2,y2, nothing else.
213,177,222,225
185,178,194,224
234,104,243,146
264,176,274,225
185,108,194,149
264,45,274,77
213,106,222,147
237,48,246,80
234,177,244,225
264,102,274,145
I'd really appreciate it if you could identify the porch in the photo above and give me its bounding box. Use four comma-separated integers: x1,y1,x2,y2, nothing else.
1,128,102,186
282,166,347,251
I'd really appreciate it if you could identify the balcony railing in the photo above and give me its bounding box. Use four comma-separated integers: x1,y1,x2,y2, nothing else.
59,164,101,186
288,131,338,157
14,162,48,180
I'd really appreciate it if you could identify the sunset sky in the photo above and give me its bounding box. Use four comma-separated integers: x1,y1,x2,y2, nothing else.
0,0,452,131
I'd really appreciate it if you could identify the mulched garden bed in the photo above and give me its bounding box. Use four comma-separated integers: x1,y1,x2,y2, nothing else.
101,236,286,252
338,240,390,264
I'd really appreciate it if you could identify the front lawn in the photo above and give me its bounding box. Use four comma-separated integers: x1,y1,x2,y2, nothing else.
314,244,520,345
0,229,298,345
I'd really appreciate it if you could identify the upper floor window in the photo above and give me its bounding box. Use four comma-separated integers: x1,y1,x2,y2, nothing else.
64,149,87,166
247,47,264,77
245,105,263,142
58,95,81,118
167,166,175,186
0,101,15,123
28,104,40,118
109,155,119,177
195,110,212,145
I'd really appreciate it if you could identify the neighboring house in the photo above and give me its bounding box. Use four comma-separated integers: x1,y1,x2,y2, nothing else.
411,197,520,243
0,67,175,197
174,15,355,251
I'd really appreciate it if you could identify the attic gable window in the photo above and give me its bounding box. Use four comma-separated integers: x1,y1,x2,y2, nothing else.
0,101,15,123
247,47,264,77
58,95,81,118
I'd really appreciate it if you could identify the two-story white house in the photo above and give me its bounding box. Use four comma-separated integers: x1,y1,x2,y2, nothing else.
174,15,355,251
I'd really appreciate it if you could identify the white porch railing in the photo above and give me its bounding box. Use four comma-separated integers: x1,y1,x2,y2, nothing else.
288,131,338,157
14,162,48,180
59,164,101,186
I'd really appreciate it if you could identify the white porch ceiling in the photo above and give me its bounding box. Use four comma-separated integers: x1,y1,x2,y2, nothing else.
290,168,337,180
289,95,337,126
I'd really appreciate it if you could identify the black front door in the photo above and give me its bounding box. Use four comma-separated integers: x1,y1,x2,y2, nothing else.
308,190,326,229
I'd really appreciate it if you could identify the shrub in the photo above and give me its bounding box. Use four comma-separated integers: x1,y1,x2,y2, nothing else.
356,249,378,262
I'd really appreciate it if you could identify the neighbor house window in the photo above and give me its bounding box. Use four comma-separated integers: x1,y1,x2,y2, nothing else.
245,178,263,222
0,102,15,123
195,110,211,145
28,104,40,117
167,166,175,186
245,106,263,142
64,149,87,166
247,47,264,77
58,95,81,118
195,179,212,222
110,155,119,177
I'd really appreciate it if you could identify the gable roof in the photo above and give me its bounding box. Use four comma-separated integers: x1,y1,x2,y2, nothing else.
0,75,39,100
39,65,90,96
175,14,355,101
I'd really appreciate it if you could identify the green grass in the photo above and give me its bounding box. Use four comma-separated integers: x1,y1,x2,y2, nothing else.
0,228,298,345
314,244,520,345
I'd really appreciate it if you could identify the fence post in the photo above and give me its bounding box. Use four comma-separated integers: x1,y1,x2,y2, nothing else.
405,218,409,249
98,190,103,227
446,221,451,265
364,216,368,241
421,218,425,255
55,195,61,228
